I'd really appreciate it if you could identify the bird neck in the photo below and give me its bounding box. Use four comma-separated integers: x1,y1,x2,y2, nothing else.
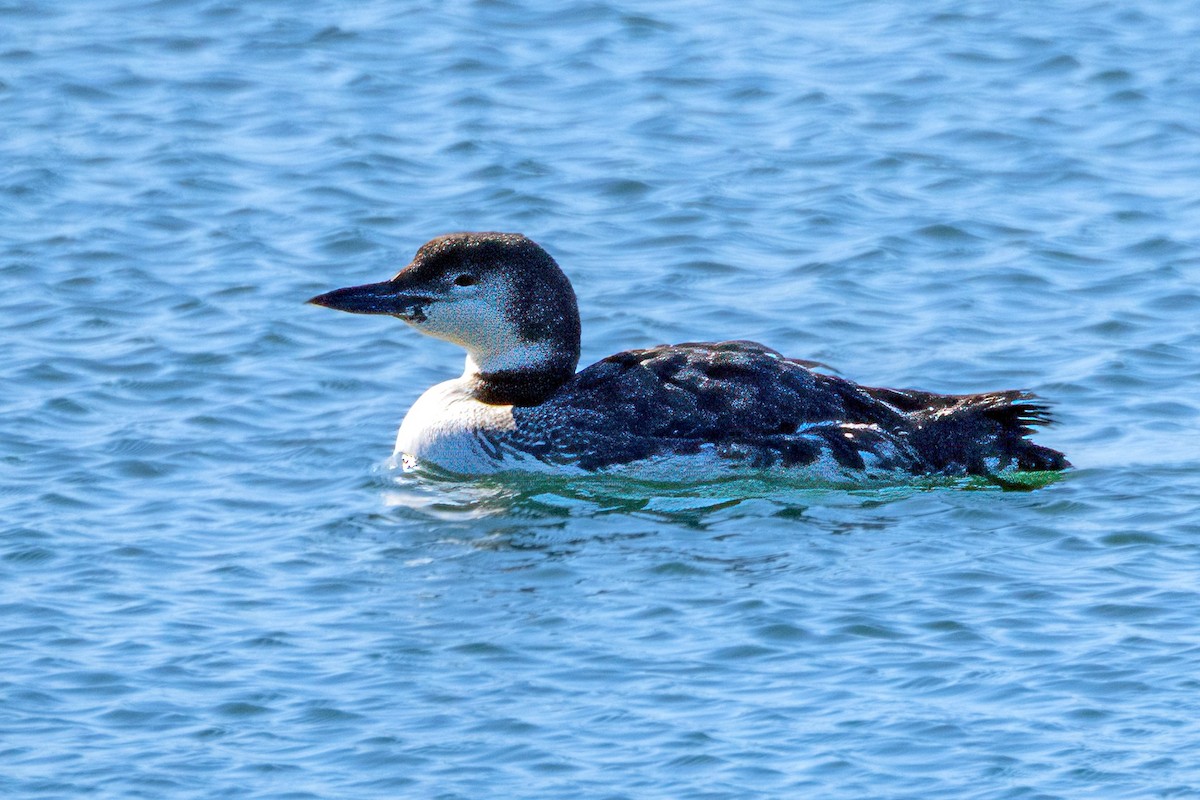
462,345,577,407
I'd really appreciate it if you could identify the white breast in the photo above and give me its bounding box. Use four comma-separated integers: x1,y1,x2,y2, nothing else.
393,378,503,472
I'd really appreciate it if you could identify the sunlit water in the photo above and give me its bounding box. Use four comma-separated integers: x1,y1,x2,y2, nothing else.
4,1,1200,798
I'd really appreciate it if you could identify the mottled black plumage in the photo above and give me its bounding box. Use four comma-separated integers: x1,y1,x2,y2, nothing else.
516,340,1068,475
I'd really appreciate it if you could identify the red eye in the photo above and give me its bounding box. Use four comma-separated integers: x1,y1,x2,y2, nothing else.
454,274,477,287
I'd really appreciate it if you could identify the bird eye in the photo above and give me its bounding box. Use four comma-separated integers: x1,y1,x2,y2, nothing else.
454,274,477,287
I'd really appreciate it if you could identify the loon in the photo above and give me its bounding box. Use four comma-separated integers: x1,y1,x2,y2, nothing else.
309,232,1069,484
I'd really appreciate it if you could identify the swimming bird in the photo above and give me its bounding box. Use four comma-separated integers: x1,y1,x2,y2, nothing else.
309,232,1068,484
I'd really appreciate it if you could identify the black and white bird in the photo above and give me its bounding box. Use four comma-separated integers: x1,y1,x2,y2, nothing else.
309,232,1068,484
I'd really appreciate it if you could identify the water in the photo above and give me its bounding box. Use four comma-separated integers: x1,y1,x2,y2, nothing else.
3,1,1200,797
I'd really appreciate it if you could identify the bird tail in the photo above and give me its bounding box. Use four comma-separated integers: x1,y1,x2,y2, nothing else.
906,390,1069,475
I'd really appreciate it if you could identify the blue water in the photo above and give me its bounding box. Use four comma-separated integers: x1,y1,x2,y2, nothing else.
4,1,1200,797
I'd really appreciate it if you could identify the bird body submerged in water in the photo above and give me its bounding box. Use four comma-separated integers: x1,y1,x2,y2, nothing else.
309,232,1068,484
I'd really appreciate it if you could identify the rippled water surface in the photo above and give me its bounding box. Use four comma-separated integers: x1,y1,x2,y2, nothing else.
4,1,1200,797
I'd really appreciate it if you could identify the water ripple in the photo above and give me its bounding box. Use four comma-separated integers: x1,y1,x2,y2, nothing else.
4,0,1200,798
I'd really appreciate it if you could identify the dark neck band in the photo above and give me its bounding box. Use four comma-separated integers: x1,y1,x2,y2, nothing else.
469,366,575,407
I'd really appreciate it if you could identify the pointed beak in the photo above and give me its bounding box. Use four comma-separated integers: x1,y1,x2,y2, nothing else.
308,279,433,322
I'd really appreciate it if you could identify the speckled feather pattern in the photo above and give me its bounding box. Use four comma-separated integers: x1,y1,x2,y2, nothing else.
508,340,1067,476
